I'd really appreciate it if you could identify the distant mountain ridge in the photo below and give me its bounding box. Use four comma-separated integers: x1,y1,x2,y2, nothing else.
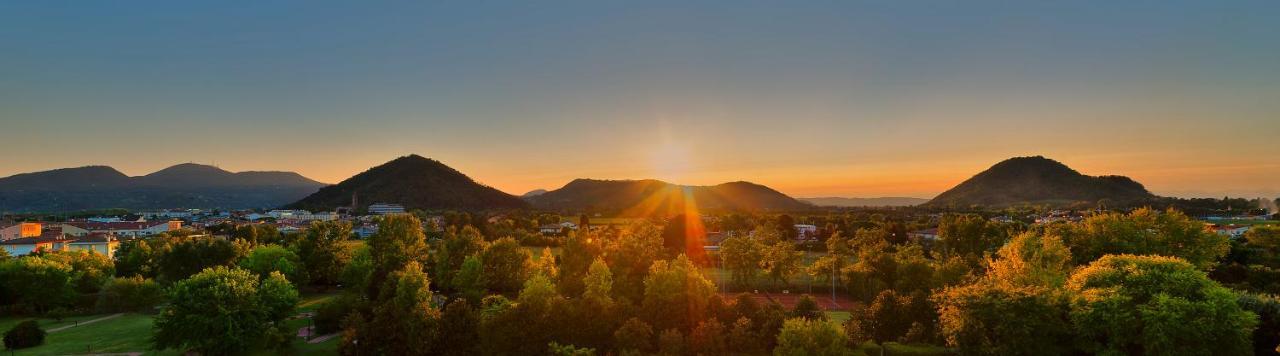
925,156,1156,208
800,197,929,207
0,164,325,212
526,178,811,216
287,155,528,211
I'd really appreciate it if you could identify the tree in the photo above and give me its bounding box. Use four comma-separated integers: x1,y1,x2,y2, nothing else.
113,237,165,278
157,236,242,283
662,214,708,263
0,255,75,313
605,223,666,302
808,231,852,285
351,261,442,355
43,250,114,296
760,236,803,287
790,295,826,321
531,247,559,280
433,226,486,291
438,299,480,356
773,318,851,356
583,258,613,307
728,317,763,355
657,329,686,356
96,276,164,313
689,319,728,355
365,214,431,300
1054,208,1228,269
1068,254,1256,355
341,245,374,294
938,214,1009,260
862,290,912,343
558,230,603,297
1244,225,1280,267
296,220,354,286
1235,291,1280,356
614,318,655,354
776,215,799,241
549,342,597,356
480,237,530,294
720,234,763,288
239,244,307,284
3,320,44,350
454,255,486,303
984,231,1073,288
933,230,1075,355
152,267,298,355
642,255,717,331
935,282,1073,356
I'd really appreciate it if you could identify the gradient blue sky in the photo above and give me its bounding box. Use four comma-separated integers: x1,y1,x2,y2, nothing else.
2,1,1278,198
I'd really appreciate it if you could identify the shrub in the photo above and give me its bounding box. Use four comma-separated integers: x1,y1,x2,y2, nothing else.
774,317,851,356
314,294,361,334
96,276,164,313
3,320,46,350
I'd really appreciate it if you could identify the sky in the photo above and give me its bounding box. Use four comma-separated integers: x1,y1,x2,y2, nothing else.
2,1,1278,199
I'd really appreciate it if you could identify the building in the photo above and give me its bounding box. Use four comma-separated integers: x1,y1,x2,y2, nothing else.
794,224,818,240
354,225,379,239
1209,224,1251,239
0,222,42,241
265,210,338,222
908,228,940,242
368,203,407,215
60,220,181,238
539,221,579,236
67,233,120,258
0,236,73,256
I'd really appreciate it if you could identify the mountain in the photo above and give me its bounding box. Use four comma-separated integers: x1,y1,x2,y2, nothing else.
800,197,929,207
521,189,548,198
525,178,811,216
925,156,1156,208
287,155,528,211
0,164,325,212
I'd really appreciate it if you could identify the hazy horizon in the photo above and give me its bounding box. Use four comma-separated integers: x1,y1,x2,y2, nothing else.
3,1,1278,199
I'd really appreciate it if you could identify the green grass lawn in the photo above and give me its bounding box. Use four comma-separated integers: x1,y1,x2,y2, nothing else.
0,314,105,336
4,313,179,356
0,291,346,356
826,311,851,324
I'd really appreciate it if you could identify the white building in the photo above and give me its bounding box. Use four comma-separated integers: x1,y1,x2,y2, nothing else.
368,203,407,215
60,221,181,238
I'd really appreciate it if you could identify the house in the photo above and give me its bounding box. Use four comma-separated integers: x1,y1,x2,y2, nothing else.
539,224,565,235
67,233,120,258
368,203,407,215
907,228,940,242
0,222,42,241
1208,224,1251,239
0,236,73,256
354,225,379,239
539,221,578,236
60,220,181,238
794,224,818,240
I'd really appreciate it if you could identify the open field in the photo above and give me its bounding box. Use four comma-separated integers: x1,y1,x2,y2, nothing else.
0,313,177,356
0,292,344,356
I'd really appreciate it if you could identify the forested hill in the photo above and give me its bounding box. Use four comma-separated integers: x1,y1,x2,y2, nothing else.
286,154,528,211
925,156,1156,208
0,164,323,212
525,178,811,216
